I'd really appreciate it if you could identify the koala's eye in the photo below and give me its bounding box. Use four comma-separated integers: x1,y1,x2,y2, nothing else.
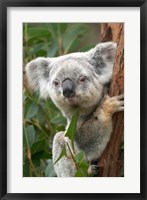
53,80,59,87
79,76,86,83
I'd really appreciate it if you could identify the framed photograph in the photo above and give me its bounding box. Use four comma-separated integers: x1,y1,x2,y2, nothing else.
0,0,146,199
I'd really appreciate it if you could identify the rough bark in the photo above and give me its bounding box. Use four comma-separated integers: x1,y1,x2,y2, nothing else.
98,23,124,177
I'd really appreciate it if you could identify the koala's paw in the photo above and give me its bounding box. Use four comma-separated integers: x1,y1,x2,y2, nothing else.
100,94,124,117
88,164,99,177
110,94,124,113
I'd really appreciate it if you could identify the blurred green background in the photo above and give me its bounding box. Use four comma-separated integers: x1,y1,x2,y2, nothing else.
23,23,100,177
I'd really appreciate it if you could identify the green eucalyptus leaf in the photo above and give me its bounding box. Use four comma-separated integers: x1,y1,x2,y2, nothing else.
79,160,89,174
24,98,31,118
47,41,58,57
63,25,87,53
53,145,67,165
75,168,85,177
51,115,67,125
23,160,30,177
75,151,85,163
75,151,89,177
26,125,36,146
30,42,50,56
32,159,41,167
27,27,51,40
32,151,52,160
48,24,58,39
23,128,27,148
65,109,79,151
31,138,46,154
45,160,56,177
26,102,38,119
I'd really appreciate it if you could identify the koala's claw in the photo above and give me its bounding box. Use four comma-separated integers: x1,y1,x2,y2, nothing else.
113,94,124,113
116,94,124,100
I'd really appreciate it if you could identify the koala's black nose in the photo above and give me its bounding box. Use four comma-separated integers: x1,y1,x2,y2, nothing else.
62,78,75,98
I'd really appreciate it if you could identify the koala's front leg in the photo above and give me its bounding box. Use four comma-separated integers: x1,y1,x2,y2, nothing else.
52,132,77,177
88,94,124,175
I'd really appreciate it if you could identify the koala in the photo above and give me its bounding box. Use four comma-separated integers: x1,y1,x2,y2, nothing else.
26,42,124,177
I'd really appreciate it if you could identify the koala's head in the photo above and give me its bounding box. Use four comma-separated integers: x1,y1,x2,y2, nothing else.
26,42,116,118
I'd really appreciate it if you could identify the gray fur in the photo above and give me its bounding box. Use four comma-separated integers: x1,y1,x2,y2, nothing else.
26,42,124,177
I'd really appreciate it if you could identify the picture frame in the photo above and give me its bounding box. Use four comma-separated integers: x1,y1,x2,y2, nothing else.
0,0,146,199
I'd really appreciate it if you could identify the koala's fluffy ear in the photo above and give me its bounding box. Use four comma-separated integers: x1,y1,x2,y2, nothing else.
25,57,51,98
88,42,117,84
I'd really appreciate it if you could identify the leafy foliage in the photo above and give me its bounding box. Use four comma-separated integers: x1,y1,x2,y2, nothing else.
65,109,79,151
53,109,89,177
23,23,97,177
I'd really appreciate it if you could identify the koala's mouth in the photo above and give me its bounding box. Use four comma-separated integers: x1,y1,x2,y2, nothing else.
65,96,79,107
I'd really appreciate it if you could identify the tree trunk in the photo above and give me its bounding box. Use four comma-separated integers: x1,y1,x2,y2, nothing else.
98,23,124,177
